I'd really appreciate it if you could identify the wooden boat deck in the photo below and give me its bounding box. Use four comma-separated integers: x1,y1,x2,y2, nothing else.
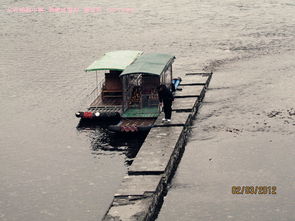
108,118,156,132
90,94,122,108
120,118,156,127
87,95,123,113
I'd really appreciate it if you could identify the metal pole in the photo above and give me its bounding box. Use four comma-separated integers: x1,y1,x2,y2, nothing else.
96,71,98,97
122,76,126,111
171,64,173,81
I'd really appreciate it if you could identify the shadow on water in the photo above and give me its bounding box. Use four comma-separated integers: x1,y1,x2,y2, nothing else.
77,120,148,165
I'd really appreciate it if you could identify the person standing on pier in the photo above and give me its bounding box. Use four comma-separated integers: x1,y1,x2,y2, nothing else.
157,84,174,122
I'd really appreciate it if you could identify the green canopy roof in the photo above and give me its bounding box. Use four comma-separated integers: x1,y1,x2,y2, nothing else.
120,53,175,76
85,50,143,72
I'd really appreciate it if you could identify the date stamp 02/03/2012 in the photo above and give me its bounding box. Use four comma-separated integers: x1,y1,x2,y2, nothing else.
232,186,277,195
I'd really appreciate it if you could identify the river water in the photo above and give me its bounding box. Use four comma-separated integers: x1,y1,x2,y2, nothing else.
0,0,294,220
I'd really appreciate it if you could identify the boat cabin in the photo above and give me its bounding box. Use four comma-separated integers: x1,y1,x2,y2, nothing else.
108,53,176,132
76,50,143,120
120,53,175,118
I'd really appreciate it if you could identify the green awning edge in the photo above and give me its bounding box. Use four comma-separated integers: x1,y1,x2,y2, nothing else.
120,53,175,77
85,50,143,72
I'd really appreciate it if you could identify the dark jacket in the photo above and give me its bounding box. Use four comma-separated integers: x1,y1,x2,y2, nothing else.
158,85,174,104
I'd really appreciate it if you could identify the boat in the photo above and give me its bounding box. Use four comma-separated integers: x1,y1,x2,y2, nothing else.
108,53,181,132
75,50,143,124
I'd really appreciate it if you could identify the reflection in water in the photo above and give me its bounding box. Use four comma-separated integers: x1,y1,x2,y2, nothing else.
77,125,148,165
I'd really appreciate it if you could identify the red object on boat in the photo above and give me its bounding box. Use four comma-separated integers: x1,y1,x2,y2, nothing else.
120,125,138,132
130,126,138,132
83,112,93,118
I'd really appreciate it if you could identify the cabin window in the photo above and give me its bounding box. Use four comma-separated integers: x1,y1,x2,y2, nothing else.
122,74,160,112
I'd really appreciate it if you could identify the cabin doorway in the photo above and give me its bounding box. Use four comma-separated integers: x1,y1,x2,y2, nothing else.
122,74,160,118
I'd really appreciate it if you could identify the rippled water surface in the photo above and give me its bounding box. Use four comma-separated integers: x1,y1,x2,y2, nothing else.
1,0,294,220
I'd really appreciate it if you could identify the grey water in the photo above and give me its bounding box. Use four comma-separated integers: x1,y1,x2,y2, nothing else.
0,0,294,220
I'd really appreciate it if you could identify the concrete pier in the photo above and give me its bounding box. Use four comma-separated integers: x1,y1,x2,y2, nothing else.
102,73,212,221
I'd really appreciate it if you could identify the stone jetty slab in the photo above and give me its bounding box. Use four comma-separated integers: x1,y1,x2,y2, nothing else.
128,126,186,175
104,175,164,221
172,97,198,112
174,85,205,98
180,74,209,85
114,175,162,197
104,197,154,221
153,112,191,127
